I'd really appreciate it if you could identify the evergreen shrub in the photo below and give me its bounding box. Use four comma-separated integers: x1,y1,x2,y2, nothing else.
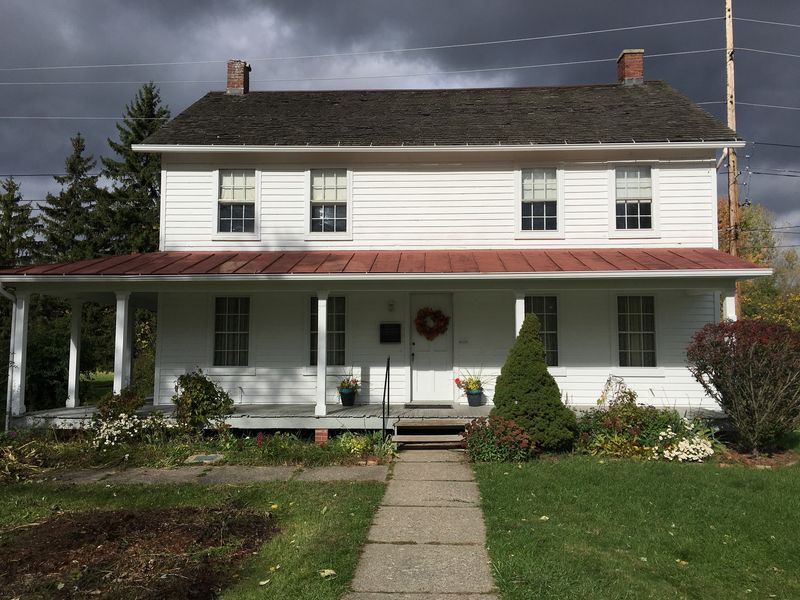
491,314,576,451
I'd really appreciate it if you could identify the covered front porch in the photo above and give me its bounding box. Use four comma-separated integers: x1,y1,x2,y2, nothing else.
1,248,767,430
11,401,493,431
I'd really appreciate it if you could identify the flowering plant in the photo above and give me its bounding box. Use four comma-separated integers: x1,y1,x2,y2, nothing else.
338,372,360,391
455,371,483,391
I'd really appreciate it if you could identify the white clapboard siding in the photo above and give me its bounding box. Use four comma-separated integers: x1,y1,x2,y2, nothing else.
155,288,717,411
160,161,717,251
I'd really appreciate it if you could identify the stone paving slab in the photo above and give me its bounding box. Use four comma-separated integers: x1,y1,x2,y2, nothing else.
393,461,474,481
295,465,388,481
195,466,297,484
345,594,498,600
395,449,465,462
43,464,388,485
368,506,486,545
350,544,496,595
382,478,480,507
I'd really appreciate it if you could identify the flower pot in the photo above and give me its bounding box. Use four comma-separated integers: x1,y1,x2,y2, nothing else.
466,389,483,407
339,388,357,406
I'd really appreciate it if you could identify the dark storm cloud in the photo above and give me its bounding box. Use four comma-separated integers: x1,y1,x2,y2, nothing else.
1,0,798,222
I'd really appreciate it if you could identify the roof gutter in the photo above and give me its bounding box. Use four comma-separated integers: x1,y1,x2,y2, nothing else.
0,267,772,284
132,141,746,154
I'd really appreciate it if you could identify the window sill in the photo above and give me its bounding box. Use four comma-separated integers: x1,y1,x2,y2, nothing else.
548,366,567,377
304,232,353,242
610,368,666,378
205,366,256,377
303,366,356,376
211,233,261,242
515,231,565,240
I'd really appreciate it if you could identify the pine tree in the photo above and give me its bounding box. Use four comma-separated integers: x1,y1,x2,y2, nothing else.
39,133,104,261
492,313,577,451
0,177,40,267
101,83,170,254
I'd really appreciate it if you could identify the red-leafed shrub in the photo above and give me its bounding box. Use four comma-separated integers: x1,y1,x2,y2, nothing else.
462,416,534,462
687,319,800,454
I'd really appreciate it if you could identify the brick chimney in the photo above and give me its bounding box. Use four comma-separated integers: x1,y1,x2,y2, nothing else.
226,59,251,95
617,49,644,85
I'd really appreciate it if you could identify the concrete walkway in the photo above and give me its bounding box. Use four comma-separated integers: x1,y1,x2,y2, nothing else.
37,464,388,485
345,449,498,600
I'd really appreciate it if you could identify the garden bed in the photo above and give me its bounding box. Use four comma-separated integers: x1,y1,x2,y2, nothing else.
0,506,275,599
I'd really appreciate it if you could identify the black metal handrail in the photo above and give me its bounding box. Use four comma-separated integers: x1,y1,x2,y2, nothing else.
381,355,390,441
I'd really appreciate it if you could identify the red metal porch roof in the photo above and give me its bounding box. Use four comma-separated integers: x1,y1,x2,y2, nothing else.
0,248,765,278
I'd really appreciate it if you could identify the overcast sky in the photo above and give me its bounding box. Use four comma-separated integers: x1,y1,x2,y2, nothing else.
2,0,798,230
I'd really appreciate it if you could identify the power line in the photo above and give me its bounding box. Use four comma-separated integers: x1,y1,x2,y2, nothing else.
753,141,800,150
734,17,800,29
0,17,724,72
699,101,800,111
0,48,726,86
737,47,800,60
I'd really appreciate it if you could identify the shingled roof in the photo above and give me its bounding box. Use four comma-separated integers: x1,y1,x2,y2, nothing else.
141,81,737,147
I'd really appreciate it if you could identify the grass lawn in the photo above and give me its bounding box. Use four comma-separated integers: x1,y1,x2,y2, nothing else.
475,457,800,600
0,480,383,599
79,371,114,405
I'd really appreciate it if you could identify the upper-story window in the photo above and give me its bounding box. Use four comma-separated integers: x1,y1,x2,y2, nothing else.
310,169,348,233
218,170,256,233
521,168,558,231
615,167,652,230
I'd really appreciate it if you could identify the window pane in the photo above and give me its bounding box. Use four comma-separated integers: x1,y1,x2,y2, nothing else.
617,296,656,368
309,296,345,366
524,295,558,366
213,297,250,367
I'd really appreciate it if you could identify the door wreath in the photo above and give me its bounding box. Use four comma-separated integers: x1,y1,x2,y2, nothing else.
414,307,450,341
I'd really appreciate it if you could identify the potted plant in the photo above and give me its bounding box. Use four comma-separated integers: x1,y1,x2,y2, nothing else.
455,371,484,407
338,372,360,407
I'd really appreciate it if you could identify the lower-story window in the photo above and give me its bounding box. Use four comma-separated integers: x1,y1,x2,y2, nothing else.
310,296,346,366
213,297,250,367
524,295,559,366
617,295,656,367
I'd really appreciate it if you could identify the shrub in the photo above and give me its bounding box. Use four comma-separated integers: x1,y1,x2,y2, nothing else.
171,368,234,432
577,376,716,461
462,416,533,462
96,387,145,420
687,319,800,454
491,314,576,451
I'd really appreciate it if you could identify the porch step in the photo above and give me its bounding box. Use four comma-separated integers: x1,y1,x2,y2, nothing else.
395,418,470,428
393,434,464,444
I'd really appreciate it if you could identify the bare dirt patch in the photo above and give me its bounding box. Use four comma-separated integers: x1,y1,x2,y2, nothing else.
718,447,799,469
0,506,275,599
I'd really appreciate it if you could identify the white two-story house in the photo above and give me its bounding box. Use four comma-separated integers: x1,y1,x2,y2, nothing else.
2,50,769,434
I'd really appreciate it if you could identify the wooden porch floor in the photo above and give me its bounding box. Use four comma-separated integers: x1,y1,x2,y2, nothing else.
12,402,493,430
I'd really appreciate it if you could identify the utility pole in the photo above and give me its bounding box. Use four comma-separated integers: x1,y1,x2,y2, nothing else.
725,0,741,317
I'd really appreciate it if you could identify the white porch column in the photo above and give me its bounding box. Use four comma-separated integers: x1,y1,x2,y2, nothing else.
514,290,526,335
9,292,29,416
113,291,133,394
722,290,738,321
315,292,329,416
66,299,82,408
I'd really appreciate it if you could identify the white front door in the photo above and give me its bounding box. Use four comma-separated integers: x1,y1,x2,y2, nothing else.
410,293,454,403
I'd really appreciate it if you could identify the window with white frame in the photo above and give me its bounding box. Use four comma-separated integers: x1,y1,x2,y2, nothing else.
218,170,256,233
310,169,347,233
615,166,652,230
521,168,558,231
617,295,656,367
310,296,346,366
213,297,250,367
525,295,559,366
